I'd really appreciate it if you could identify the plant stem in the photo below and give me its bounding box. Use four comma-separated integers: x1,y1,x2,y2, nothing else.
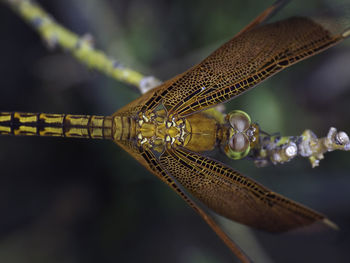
1,0,161,91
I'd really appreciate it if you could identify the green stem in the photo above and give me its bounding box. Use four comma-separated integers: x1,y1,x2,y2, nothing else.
1,0,161,90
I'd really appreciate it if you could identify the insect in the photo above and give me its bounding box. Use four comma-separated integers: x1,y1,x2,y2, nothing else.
1,0,350,262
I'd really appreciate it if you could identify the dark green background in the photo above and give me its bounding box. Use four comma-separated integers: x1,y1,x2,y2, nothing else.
0,0,349,262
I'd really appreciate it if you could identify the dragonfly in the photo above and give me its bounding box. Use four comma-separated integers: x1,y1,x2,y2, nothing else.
1,0,350,262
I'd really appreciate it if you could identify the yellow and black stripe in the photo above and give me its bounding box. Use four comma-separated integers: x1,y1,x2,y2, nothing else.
0,112,113,139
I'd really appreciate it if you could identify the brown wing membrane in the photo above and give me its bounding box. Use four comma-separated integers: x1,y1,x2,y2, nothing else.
235,0,291,37
114,140,251,262
115,73,184,117
141,16,348,117
160,147,334,232
115,0,289,118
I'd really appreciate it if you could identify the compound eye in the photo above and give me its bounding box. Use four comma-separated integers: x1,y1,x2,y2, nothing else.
229,133,250,153
229,111,251,132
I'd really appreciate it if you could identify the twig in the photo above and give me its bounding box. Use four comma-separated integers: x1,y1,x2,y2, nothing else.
1,0,161,92
251,127,350,168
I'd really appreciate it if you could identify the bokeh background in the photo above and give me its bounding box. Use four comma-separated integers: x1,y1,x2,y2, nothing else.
0,0,350,262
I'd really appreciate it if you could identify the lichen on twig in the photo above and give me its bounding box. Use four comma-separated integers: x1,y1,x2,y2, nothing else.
1,0,161,92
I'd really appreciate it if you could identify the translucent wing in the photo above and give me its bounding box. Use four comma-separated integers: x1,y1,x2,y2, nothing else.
160,147,333,232
115,73,184,117
115,140,251,262
117,138,333,232
115,0,288,118
138,15,349,117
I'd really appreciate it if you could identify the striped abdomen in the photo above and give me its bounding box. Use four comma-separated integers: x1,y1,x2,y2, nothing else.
0,112,113,139
112,115,136,141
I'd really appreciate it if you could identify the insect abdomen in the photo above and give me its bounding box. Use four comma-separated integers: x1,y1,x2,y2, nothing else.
0,112,113,139
112,115,136,141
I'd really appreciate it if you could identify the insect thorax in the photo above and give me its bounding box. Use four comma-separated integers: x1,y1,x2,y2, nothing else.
111,109,222,153
112,110,188,152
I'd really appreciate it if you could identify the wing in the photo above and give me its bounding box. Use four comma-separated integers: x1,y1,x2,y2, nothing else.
114,0,288,118
160,147,334,232
115,73,184,117
116,137,334,232
134,15,349,118
234,0,291,37
114,140,250,262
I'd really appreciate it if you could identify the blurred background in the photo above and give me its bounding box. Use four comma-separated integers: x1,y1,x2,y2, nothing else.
0,0,350,262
